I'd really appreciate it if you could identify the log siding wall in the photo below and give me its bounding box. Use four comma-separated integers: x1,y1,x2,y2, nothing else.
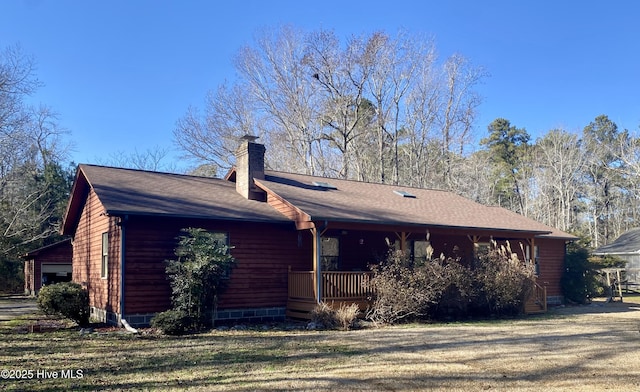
534,238,565,299
71,189,121,316
122,216,312,315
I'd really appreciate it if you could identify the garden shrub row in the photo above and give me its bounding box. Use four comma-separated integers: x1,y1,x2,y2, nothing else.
366,242,535,324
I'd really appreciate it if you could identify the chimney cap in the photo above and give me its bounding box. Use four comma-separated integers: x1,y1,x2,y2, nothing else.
241,134,260,143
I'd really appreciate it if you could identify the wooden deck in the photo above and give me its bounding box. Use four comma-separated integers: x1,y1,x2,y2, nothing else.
287,270,373,319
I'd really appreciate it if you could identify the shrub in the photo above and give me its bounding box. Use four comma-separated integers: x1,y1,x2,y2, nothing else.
367,250,448,324
0,258,23,294
431,261,476,320
334,303,360,330
367,242,537,324
474,242,535,316
165,228,236,328
311,301,337,329
150,310,193,335
311,302,360,330
37,282,89,326
561,241,623,304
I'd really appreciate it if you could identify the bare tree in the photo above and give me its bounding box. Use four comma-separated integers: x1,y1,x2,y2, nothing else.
100,145,178,173
530,130,585,231
302,29,376,179
175,26,486,189
438,54,486,190
238,25,323,175
174,82,259,172
0,45,72,266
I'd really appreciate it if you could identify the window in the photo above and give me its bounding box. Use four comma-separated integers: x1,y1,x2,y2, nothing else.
101,232,108,278
412,240,431,265
526,245,540,275
321,236,340,271
474,242,491,261
208,231,231,277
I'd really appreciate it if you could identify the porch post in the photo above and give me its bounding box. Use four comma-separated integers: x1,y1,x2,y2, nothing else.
311,227,322,303
395,232,409,254
530,237,536,264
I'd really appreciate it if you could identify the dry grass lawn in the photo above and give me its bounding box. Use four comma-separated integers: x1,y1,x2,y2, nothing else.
1,297,639,391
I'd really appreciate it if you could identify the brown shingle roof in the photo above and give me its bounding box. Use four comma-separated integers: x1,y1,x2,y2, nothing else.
63,164,575,240
256,171,576,239
72,164,291,223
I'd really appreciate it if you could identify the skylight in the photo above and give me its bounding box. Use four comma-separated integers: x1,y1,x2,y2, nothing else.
394,190,416,198
312,181,337,190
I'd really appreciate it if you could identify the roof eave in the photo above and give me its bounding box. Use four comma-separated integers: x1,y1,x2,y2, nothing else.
305,216,553,236
103,209,294,225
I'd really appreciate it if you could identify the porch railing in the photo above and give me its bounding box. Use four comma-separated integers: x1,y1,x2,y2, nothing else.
533,281,547,312
288,270,373,301
525,280,547,314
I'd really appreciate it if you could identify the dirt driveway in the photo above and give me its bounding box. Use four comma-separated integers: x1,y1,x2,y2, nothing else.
0,295,38,322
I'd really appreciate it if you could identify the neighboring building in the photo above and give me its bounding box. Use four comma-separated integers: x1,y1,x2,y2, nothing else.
593,228,640,286
61,137,576,327
23,239,73,296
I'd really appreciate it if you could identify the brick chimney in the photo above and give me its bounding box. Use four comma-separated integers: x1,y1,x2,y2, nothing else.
235,135,265,201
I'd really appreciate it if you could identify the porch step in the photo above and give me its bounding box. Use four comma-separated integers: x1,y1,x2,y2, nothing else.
524,299,546,314
525,306,546,314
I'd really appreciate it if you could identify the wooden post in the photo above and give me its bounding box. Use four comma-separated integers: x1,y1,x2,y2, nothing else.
468,235,480,258
311,227,318,303
395,232,410,254
311,227,322,304
617,269,623,302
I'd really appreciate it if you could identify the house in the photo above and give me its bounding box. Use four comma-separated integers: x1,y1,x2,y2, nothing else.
61,136,576,327
23,239,73,296
593,228,640,288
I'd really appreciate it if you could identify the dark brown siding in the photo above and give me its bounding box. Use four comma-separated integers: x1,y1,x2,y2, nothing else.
122,217,310,314
535,238,566,297
72,189,121,314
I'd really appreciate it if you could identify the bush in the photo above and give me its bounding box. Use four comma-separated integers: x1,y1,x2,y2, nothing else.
335,303,360,330
150,310,193,335
367,250,448,324
366,242,536,324
37,282,89,326
311,302,360,330
165,228,236,328
0,258,24,294
561,241,622,304
432,261,476,320
310,301,337,329
474,242,535,316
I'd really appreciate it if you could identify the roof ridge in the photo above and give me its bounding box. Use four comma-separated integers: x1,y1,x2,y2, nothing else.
79,163,220,180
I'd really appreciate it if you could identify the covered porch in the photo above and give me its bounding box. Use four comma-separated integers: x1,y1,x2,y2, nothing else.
285,223,548,319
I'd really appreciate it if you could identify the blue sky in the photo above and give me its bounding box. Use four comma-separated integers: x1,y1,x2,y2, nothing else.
2,1,639,171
